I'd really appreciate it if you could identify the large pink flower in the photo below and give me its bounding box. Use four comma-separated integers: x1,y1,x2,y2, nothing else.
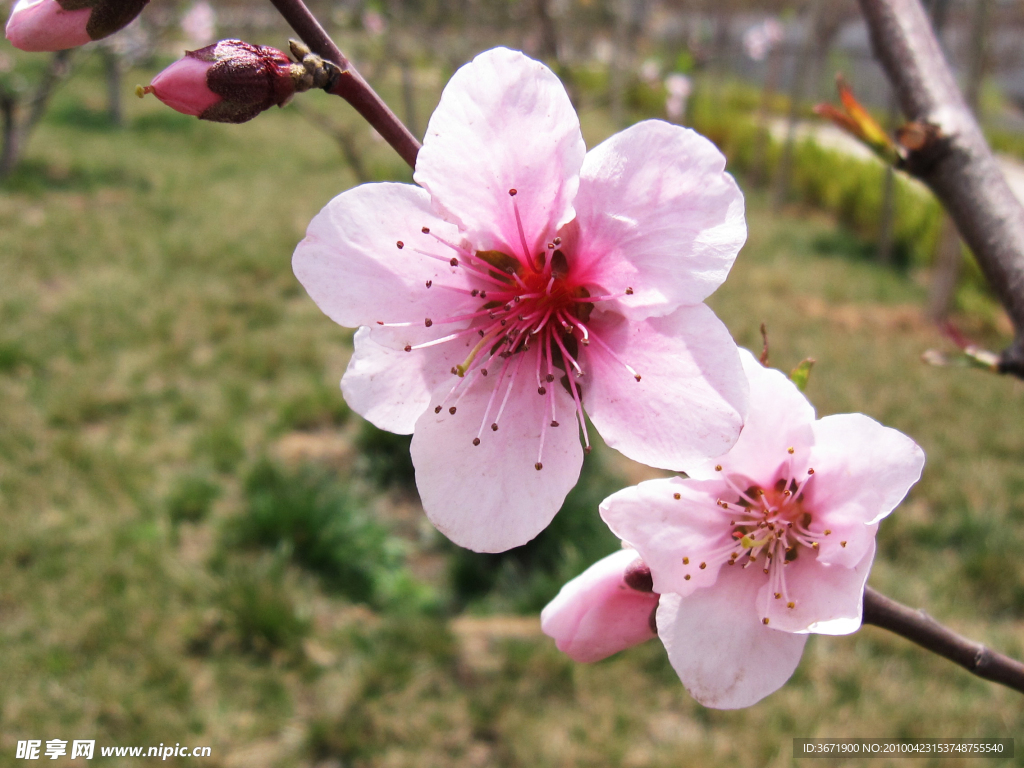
293,47,748,553
600,349,925,708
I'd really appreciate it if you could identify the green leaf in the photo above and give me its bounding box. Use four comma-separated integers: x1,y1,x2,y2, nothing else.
789,358,816,391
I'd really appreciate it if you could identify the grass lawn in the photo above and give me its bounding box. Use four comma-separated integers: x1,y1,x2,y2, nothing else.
0,54,1022,768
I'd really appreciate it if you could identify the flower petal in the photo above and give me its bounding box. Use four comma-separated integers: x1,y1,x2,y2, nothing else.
600,477,734,596
687,348,816,482
5,0,91,52
804,413,925,528
573,120,745,318
293,182,472,328
410,349,584,552
582,304,747,470
342,326,471,434
657,567,807,709
541,549,659,663
759,540,876,635
414,47,586,258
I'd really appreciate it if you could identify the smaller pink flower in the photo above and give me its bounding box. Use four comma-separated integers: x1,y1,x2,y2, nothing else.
140,40,296,124
541,549,659,663
599,349,925,708
6,0,149,52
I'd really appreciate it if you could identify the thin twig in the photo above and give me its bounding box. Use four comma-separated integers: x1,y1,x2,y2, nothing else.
862,587,1024,694
267,0,421,169
857,0,1024,377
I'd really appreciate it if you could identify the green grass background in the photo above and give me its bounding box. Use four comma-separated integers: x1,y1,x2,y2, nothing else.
0,52,1022,768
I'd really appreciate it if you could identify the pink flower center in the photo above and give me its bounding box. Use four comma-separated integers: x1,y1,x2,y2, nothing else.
379,190,639,469
679,451,844,625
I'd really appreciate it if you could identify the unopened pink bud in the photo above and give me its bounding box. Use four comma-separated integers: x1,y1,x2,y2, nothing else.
540,549,660,663
143,55,220,117
6,0,150,51
141,40,299,124
5,0,91,51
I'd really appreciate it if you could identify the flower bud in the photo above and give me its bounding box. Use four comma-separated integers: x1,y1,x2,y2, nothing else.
139,39,339,124
6,0,149,52
540,549,660,663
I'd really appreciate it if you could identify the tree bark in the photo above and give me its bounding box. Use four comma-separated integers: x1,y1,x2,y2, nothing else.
863,587,1024,694
0,50,73,182
772,2,819,210
857,0,1024,376
0,93,18,181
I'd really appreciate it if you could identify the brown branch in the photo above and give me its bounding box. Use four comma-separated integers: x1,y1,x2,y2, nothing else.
857,0,1024,377
862,587,1024,694
267,0,421,169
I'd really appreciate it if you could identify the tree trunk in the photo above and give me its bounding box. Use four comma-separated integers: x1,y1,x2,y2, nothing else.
102,47,124,127
0,50,73,181
751,45,782,188
609,0,632,129
0,93,19,181
771,2,819,210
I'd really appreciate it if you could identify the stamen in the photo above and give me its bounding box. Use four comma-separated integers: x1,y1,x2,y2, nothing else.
407,326,480,351
721,475,761,507
491,350,528,430
563,357,591,454
508,188,536,271
575,319,641,381
474,351,516,444
552,331,583,377
412,247,509,287
455,328,502,377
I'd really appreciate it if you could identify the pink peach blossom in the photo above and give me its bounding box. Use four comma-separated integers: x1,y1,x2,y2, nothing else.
541,548,659,662
5,0,149,51
141,40,296,124
293,47,748,553
600,349,925,708
144,55,220,117
5,0,91,51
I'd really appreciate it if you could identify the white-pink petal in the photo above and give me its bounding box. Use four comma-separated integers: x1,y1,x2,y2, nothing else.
541,549,659,663
572,120,745,319
759,541,876,635
409,354,584,552
804,413,925,527
413,47,586,258
5,0,91,51
341,327,471,434
293,182,471,329
600,477,732,597
582,304,747,470
657,567,808,709
687,348,815,481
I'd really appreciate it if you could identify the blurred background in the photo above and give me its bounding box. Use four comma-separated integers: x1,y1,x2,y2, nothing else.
1,0,1023,765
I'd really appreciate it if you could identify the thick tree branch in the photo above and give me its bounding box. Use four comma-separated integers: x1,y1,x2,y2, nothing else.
862,587,1024,694
857,0,1024,376
268,0,421,169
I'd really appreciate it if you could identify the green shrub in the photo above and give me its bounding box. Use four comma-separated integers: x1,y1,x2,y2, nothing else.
217,557,310,659
229,458,396,604
165,474,220,524
356,420,415,491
